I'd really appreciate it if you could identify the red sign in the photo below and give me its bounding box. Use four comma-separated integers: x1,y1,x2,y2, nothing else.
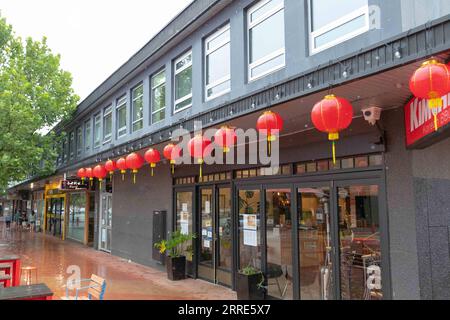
405,92,450,147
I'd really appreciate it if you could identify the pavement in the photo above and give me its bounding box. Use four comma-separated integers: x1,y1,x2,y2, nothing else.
0,220,237,300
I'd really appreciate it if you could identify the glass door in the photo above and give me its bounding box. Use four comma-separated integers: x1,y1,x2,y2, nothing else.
297,185,333,300
336,183,383,300
198,186,233,286
265,188,293,300
99,193,112,252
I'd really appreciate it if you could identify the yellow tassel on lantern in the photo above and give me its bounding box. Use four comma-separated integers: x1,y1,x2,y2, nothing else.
132,169,138,184
198,158,204,178
150,163,156,177
267,133,276,157
121,170,126,181
170,160,176,175
328,132,339,165
428,98,442,132
89,178,93,187
99,179,103,190
223,146,230,153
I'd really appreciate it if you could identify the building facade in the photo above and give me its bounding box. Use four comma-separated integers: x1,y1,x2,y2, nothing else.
8,0,450,300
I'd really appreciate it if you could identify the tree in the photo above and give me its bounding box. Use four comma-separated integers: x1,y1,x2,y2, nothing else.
0,16,78,192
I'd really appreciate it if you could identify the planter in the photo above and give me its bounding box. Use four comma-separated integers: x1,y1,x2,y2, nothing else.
236,272,265,300
166,256,186,281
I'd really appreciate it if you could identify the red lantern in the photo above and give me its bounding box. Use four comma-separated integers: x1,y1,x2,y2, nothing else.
85,167,94,187
409,59,450,131
116,157,128,181
188,134,212,178
77,168,86,182
126,152,145,184
105,160,117,178
311,94,353,164
144,148,161,177
214,126,237,153
163,143,181,174
93,165,107,188
256,111,283,156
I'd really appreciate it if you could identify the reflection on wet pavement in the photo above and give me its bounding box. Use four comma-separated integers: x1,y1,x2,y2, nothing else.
0,222,236,300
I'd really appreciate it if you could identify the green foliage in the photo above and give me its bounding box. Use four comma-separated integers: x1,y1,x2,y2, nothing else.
0,15,79,191
154,230,196,258
239,265,265,289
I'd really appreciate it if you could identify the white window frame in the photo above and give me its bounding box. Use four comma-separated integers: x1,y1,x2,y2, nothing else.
247,0,285,82
309,1,370,55
131,84,144,132
205,24,231,101
84,119,91,152
69,131,75,160
151,69,166,124
116,95,127,139
94,113,102,149
174,50,193,113
103,105,112,144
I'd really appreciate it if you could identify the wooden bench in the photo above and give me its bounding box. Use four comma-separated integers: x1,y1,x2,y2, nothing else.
0,283,53,300
63,274,106,300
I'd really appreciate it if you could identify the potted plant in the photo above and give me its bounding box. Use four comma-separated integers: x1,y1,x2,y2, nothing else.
154,230,196,281
236,265,265,300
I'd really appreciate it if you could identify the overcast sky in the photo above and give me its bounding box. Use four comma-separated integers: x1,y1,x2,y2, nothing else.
0,0,192,101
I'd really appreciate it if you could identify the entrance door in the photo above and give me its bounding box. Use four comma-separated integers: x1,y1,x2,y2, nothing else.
198,186,232,286
99,193,112,252
46,197,64,238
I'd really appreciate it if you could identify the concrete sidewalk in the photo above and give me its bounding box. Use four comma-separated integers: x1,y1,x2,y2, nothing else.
0,221,236,300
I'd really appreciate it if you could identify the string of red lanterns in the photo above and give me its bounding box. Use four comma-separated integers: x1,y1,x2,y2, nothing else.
163,143,181,174
93,165,107,189
105,160,117,179
188,134,211,178
116,157,128,181
256,111,283,156
125,152,144,184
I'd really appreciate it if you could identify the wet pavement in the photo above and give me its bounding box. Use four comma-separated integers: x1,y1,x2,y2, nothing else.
0,221,237,300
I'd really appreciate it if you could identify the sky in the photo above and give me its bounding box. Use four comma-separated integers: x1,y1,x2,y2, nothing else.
0,0,192,101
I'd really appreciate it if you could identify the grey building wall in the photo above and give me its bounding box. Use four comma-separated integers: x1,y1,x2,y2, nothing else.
401,0,450,31
411,137,450,300
111,162,173,269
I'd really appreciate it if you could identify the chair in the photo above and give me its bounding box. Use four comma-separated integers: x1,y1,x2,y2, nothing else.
266,263,289,298
0,263,12,288
64,274,106,300
20,266,38,285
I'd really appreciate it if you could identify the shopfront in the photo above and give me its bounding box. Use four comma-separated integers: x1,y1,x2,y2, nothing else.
173,153,389,300
32,190,45,232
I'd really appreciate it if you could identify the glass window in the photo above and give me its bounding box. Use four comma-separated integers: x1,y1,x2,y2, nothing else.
338,185,382,300
85,120,91,152
116,95,127,138
67,192,86,243
309,0,369,53
103,105,112,143
151,70,166,124
94,113,101,148
174,51,193,112
176,192,194,265
76,126,82,157
131,84,144,132
248,0,285,81
205,25,231,100
69,131,75,160
238,190,261,270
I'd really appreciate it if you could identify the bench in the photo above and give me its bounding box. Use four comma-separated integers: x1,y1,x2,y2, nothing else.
0,283,53,300
63,274,106,300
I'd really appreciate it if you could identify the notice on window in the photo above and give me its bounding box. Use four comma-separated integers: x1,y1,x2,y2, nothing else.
203,240,211,248
180,222,189,235
182,203,188,212
243,214,257,230
205,201,211,214
243,229,257,247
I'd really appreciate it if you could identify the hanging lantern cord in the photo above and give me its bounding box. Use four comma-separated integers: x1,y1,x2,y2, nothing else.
99,179,102,190
171,160,175,175
121,170,125,181
132,170,138,184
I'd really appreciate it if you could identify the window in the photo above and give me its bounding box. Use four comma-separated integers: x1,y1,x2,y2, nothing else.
248,0,285,81
85,120,91,152
116,95,127,138
205,25,231,100
69,131,75,160
309,0,369,54
151,70,166,124
94,113,101,148
131,84,144,132
174,51,192,112
76,126,82,157
103,105,112,143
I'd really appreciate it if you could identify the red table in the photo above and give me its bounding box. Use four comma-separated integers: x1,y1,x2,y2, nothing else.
0,255,21,287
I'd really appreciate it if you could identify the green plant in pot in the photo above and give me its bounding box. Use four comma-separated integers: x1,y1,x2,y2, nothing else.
154,230,196,281
236,265,265,300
